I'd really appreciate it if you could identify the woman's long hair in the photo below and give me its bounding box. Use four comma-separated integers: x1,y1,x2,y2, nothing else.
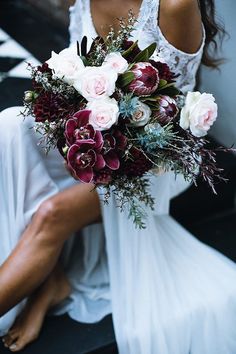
199,0,226,67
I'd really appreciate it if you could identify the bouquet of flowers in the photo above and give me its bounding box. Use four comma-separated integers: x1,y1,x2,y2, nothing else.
23,16,226,228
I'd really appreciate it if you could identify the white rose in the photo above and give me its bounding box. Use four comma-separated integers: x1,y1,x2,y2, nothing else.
129,101,152,127
180,91,218,137
102,52,129,74
46,46,85,85
87,97,119,131
74,66,118,100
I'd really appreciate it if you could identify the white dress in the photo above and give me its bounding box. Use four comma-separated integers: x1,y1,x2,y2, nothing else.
1,0,236,353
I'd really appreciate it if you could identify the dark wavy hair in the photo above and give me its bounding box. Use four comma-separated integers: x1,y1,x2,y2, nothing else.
198,0,226,67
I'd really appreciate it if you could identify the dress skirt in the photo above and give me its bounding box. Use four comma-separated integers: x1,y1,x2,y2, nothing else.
1,107,236,354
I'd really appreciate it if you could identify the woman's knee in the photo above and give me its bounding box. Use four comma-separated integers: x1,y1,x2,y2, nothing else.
0,107,34,133
0,107,25,142
35,198,61,229
33,196,70,244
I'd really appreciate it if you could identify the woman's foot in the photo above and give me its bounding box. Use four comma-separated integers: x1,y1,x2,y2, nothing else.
2,266,71,352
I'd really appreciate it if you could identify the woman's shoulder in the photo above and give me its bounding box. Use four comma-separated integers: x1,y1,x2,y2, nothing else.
159,0,203,54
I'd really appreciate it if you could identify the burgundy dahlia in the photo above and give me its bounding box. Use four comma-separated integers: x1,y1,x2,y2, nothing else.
128,62,159,96
154,95,179,125
33,91,74,122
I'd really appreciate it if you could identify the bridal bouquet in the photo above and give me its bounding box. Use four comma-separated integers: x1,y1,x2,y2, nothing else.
23,17,225,228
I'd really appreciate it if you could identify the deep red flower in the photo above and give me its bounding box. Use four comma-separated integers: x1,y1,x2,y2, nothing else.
94,168,113,185
102,133,120,170
65,110,103,150
154,95,179,125
122,147,153,177
113,129,128,151
128,62,159,96
67,144,106,183
122,40,141,62
37,62,51,74
33,91,74,122
150,60,177,82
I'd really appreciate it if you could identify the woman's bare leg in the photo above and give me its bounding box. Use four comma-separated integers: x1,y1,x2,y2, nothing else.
2,264,71,352
0,182,101,316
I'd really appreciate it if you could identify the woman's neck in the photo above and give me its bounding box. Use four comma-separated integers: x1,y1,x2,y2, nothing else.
90,0,143,38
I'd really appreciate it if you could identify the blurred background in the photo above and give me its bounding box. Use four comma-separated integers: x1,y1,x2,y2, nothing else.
0,1,235,353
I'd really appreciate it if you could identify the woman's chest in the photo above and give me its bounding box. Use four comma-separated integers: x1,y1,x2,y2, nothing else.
90,0,143,37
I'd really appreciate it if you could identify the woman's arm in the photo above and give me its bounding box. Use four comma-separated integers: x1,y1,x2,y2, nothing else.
159,0,203,54
0,183,101,316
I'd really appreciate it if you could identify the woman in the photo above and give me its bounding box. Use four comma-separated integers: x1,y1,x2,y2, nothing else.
1,0,236,353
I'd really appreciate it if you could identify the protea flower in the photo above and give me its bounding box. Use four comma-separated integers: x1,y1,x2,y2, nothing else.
155,95,179,124
128,62,159,96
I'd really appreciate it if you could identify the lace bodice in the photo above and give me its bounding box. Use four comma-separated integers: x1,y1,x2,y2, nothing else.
69,0,205,93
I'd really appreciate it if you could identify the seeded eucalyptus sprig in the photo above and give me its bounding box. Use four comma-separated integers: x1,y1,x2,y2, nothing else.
105,10,137,52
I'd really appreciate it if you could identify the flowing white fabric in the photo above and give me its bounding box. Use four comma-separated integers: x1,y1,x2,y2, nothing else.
1,0,236,353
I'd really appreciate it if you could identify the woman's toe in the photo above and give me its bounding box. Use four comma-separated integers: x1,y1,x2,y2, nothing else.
2,331,19,348
9,339,25,352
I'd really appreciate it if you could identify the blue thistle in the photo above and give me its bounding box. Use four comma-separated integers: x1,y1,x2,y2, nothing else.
119,94,139,118
138,123,174,153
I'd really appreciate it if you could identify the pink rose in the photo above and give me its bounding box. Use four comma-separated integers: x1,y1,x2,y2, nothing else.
87,97,119,131
102,52,129,74
180,92,218,137
128,62,159,96
73,66,118,100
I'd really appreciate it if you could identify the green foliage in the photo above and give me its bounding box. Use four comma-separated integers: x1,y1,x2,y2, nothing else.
118,72,135,87
133,43,157,62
